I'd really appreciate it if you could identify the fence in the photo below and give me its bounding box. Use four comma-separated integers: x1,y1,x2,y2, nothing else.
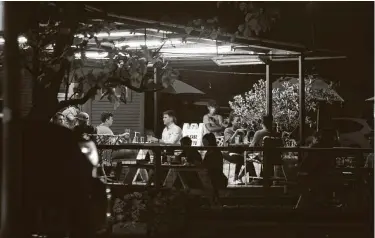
96,143,373,191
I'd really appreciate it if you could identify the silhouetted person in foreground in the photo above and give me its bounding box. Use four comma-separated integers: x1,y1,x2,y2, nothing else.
202,133,228,190
176,137,203,188
22,120,105,238
73,112,97,137
176,136,202,165
299,128,340,208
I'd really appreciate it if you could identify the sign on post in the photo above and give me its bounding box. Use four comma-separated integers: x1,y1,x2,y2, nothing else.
182,123,204,146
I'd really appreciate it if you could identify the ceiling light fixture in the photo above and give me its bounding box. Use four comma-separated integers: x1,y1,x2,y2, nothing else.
115,39,188,49
160,45,233,55
212,55,264,66
75,51,109,59
75,31,143,38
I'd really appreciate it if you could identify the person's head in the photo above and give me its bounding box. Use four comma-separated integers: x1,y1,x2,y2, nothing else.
145,129,155,137
207,100,219,115
76,112,90,126
261,115,273,130
163,110,177,126
180,136,192,147
53,113,65,126
101,112,114,126
229,111,241,129
202,133,217,147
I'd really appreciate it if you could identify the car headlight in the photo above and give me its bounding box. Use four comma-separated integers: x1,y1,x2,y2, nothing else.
78,140,99,168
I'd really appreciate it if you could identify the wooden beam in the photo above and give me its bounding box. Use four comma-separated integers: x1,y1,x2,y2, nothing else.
299,55,305,146
153,68,158,134
266,64,272,117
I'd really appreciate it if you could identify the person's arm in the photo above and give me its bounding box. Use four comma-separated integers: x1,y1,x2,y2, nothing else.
217,115,224,127
203,115,223,132
224,128,240,145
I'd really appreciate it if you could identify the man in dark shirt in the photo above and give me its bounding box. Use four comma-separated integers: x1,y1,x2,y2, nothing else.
176,136,202,165
176,137,203,188
73,112,97,137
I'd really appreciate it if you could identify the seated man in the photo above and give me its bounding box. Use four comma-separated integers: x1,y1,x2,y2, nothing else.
223,112,256,185
73,112,97,138
51,112,66,127
176,137,203,188
202,133,228,190
248,115,279,184
176,136,202,165
148,110,183,145
249,115,274,147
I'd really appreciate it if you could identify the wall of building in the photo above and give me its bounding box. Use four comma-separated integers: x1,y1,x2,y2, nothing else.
86,90,145,135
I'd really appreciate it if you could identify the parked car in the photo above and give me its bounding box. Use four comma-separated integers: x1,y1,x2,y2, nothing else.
332,117,374,148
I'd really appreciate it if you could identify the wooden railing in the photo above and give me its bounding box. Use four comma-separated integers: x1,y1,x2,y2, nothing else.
96,144,373,191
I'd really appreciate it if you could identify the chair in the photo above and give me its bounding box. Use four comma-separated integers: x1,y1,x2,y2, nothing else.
92,134,137,184
216,136,225,147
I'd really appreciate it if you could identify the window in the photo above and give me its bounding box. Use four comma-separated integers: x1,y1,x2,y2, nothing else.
334,119,363,134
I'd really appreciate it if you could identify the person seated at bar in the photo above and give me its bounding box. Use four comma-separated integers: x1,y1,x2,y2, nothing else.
149,110,183,144
61,106,80,130
223,112,256,185
202,133,228,190
73,112,97,137
249,114,274,147
176,137,203,188
51,112,66,127
96,112,128,138
176,136,202,165
203,100,225,137
96,112,115,135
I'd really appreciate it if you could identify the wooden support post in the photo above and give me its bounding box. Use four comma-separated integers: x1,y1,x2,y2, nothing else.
153,68,158,135
266,64,272,118
1,2,23,237
299,55,305,146
153,148,162,190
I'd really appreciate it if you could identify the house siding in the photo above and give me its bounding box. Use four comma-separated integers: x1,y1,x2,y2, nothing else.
89,90,145,134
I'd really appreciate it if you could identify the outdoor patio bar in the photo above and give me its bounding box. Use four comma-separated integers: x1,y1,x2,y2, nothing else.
1,2,373,238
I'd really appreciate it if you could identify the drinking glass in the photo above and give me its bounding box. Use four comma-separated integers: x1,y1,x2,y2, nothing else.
181,157,187,165
235,135,240,144
140,136,145,143
149,155,154,164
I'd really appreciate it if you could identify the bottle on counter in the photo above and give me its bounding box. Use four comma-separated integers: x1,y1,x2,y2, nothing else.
133,132,140,143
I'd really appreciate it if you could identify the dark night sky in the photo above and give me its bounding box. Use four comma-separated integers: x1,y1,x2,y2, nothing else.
91,2,373,117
